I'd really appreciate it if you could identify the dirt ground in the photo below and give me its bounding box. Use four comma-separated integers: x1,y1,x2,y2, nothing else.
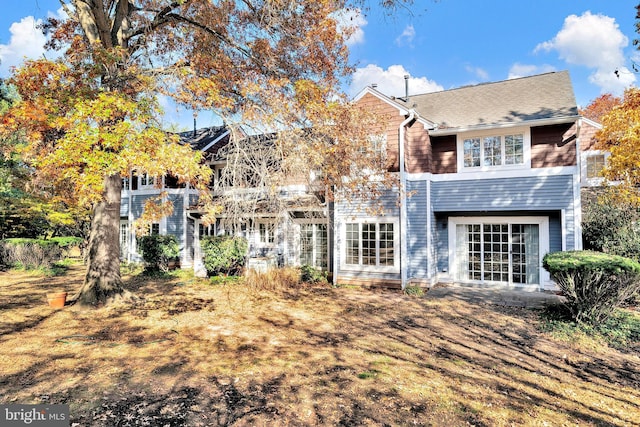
0,265,639,426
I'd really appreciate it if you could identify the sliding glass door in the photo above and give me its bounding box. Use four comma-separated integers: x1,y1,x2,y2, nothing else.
454,220,540,285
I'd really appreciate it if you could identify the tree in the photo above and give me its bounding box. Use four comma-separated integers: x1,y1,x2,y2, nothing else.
0,0,407,307
0,78,89,240
595,87,640,205
579,93,622,123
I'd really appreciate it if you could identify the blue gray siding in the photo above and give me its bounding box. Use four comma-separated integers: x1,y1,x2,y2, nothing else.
406,180,429,281
334,188,401,282
432,175,575,276
432,175,574,212
120,197,129,217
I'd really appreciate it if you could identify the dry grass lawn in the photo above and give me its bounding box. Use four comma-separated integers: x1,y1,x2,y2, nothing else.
0,264,639,426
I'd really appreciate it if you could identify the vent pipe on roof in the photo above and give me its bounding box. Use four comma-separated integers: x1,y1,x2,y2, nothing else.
404,74,409,101
193,116,197,138
371,83,377,89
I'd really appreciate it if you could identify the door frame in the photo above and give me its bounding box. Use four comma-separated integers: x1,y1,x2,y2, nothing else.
447,216,551,289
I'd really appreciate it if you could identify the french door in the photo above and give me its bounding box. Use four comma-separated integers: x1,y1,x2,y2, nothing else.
119,220,129,260
300,223,328,269
452,218,544,286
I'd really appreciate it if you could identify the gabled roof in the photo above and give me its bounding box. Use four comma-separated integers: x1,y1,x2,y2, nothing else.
178,125,230,153
405,71,578,131
352,86,438,129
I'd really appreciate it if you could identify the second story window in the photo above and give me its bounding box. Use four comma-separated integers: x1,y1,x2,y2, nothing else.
586,154,606,179
459,129,529,172
463,134,524,168
140,174,156,188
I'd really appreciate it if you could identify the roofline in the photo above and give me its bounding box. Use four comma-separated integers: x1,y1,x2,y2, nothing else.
200,129,231,152
352,86,437,129
579,116,602,129
429,115,581,136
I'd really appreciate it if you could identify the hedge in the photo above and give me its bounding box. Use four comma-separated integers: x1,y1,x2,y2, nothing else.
0,237,83,270
543,250,640,324
201,236,247,276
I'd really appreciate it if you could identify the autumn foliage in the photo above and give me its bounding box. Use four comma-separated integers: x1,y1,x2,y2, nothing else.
0,0,400,305
595,88,640,204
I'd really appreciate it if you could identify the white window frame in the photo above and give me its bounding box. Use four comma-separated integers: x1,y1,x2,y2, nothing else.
581,150,610,186
119,220,130,260
255,220,276,247
298,222,329,269
139,173,157,189
339,217,400,274
447,216,551,288
457,127,531,172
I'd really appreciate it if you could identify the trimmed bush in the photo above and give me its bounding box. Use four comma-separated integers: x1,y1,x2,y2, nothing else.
0,237,82,270
137,234,180,272
201,236,247,276
300,264,328,284
543,250,640,324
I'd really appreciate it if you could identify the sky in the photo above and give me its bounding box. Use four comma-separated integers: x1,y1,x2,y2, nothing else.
0,0,638,130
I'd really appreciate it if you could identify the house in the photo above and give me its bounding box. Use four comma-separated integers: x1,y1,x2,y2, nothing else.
120,71,588,291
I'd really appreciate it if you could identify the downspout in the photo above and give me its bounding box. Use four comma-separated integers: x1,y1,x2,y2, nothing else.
187,211,207,277
399,110,416,290
574,118,583,250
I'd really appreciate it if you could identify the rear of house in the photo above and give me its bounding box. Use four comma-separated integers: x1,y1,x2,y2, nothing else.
120,71,586,292
335,71,583,291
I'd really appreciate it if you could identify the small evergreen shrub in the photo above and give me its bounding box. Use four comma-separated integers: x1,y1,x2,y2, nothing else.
543,250,640,324
137,234,180,272
201,236,247,276
300,264,328,284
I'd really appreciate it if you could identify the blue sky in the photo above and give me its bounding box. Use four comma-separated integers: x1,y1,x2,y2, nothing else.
1,1,638,129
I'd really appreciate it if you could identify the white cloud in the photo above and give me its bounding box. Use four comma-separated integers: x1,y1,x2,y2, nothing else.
0,7,68,77
350,64,443,98
395,25,415,47
508,63,557,79
535,11,635,94
0,16,47,76
465,65,489,81
334,8,367,46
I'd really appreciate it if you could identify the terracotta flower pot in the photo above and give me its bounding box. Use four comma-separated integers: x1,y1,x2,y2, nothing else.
47,292,67,308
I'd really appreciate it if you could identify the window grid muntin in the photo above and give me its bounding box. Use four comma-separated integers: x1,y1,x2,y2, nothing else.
586,154,606,179
483,136,502,166
345,222,395,267
463,133,524,169
346,224,360,265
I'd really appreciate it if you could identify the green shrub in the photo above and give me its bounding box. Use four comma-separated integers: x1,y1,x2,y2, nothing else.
137,234,180,272
300,264,328,284
582,193,640,262
201,236,247,276
543,250,640,324
0,237,82,270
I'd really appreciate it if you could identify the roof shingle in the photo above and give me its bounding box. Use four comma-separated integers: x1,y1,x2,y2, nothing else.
404,71,578,130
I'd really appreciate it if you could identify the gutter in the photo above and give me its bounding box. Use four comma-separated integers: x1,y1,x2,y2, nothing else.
399,110,417,290
428,115,581,136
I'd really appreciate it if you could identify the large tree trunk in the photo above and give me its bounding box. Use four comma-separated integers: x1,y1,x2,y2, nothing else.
72,173,131,307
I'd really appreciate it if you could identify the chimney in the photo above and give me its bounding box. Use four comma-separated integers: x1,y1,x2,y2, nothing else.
404,74,409,101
